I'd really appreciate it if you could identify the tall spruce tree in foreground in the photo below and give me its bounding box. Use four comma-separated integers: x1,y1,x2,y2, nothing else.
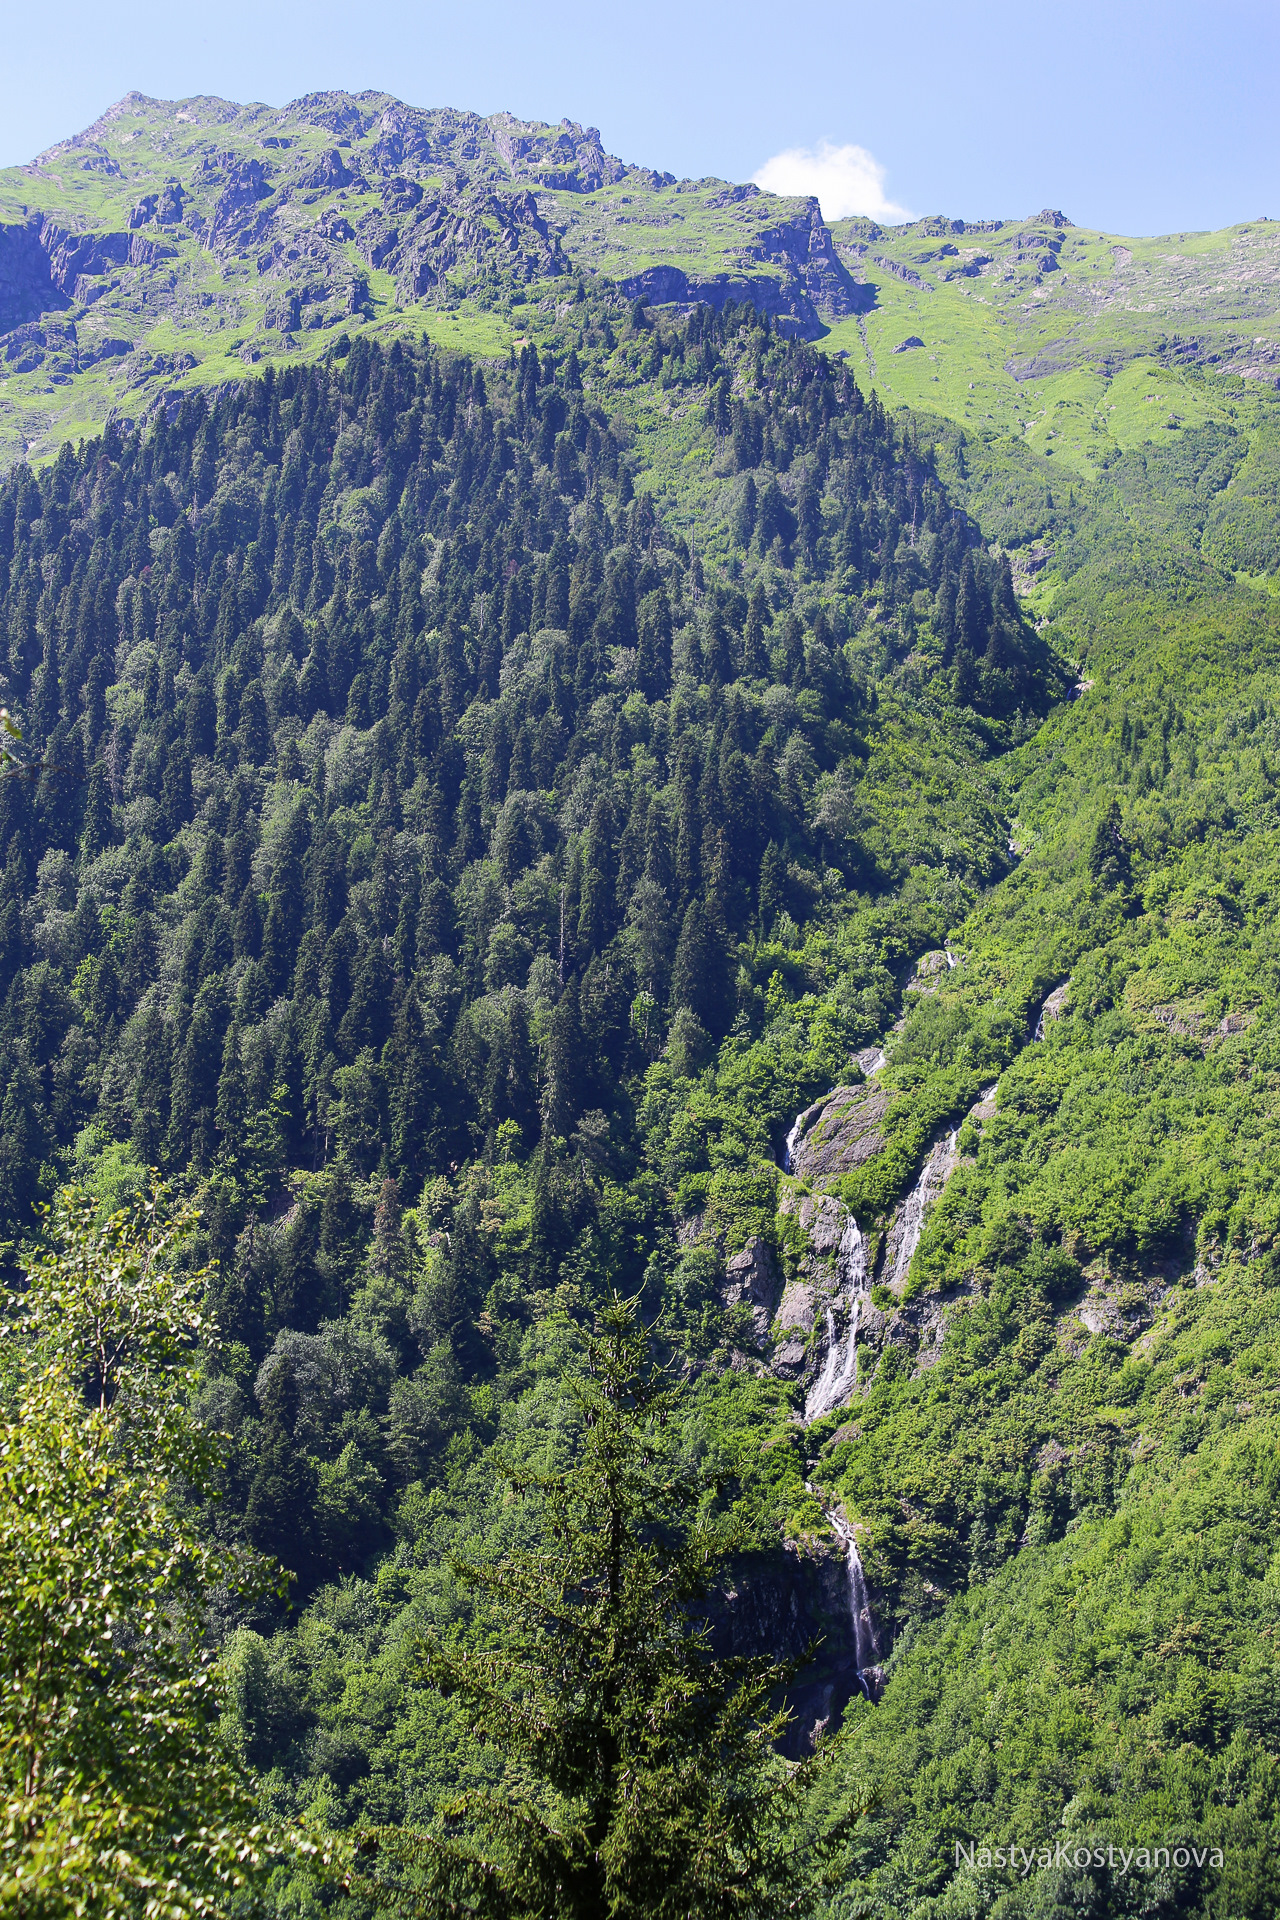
351,1296,823,1918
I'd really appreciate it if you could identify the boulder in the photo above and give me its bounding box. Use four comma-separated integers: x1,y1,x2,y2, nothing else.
771,1279,818,1378
903,947,962,994
788,1084,889,1185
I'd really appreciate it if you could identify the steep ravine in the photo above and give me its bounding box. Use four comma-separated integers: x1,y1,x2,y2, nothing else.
727,967,1076,1747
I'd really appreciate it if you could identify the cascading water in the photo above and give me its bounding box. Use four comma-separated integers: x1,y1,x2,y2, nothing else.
783,1111,806,1173
806,1306,841,1418
817,1496,883,1698
804,1215,868,1421
888,1129,958,1293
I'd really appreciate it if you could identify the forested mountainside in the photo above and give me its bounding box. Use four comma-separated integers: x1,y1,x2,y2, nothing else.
6,93,1280,1920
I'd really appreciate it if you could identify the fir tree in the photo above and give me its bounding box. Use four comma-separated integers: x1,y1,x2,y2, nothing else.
353,1297,817,1920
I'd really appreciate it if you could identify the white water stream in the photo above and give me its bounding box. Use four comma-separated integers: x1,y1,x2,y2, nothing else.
811,1491,883,1697
805,1216,868,1421
887,1129,957,1294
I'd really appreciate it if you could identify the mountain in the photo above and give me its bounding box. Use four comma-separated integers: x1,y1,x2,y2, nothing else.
0,88,866,467
4,84,1280,1920
4,88,1280,476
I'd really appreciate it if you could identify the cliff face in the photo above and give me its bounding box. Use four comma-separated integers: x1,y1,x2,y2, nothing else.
618,200,869,338
0,88,860,444
0,217,69,333
707,1539,864,1757
787,1082,890,1184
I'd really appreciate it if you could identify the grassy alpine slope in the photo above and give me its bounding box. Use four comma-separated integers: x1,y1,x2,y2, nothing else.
3,85,1280,1920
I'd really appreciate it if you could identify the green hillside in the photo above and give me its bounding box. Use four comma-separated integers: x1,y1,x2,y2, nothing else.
4,85,1280,1920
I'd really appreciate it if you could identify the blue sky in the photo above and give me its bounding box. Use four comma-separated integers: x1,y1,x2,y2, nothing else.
4,0,1277,234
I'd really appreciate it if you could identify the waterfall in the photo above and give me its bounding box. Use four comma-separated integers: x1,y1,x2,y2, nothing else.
804,1215,869,1421
888,1130,958,1293
806,1306,841,1420
818,1497,883,1698
846,1538,882,1694
782,1109,806,1173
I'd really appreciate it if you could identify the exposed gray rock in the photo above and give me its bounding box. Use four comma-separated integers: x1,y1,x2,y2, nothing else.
770,1283,815,1377
787,1084,889,1185
706,1539,863,1757
903,947,962,994
39,220,131,295
620,200,866,341
1034,981,1070,1037
207,158,273,251
301,149,357,192
720,1235,781,1345
128,233,176,269
772,1191,859,1388
0,217,67,332
874,255,932,290
880,1128,960,1296
157,181,186,224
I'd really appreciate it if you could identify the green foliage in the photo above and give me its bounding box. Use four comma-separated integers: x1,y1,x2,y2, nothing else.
3,128,1280,1918
0,1189,278,1916
351,1296,818,1918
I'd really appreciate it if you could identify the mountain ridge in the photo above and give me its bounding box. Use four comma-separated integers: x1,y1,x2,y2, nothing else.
4,89,1280,477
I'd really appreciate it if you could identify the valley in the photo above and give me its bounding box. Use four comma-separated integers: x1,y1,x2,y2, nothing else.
2,84,1280,1920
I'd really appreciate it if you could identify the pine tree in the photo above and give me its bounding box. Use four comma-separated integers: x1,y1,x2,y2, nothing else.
1089,797,1131,890
636,586,672,698
244,1353,319,1585
79,760,112,862
758,840,786,936
671,898,732,1037
353,1297,816,1920
543,980,586,1143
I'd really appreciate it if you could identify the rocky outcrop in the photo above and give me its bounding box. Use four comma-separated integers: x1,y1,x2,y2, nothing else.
873,254,932,290
207,158,274,252
772,1192,860,1387
1034,981,1069,1038
367,104,433,173
39,220,131,297
787,1084,889,1185
487,113,638,193
720,1236,781,1346
354,184,563,296
881,1128,960,1296
619,199,866,341
0,217,66,332
299,149,357,192
903,947,962,995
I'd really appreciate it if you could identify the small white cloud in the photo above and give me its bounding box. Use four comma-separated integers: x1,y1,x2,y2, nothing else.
752,140,914,224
